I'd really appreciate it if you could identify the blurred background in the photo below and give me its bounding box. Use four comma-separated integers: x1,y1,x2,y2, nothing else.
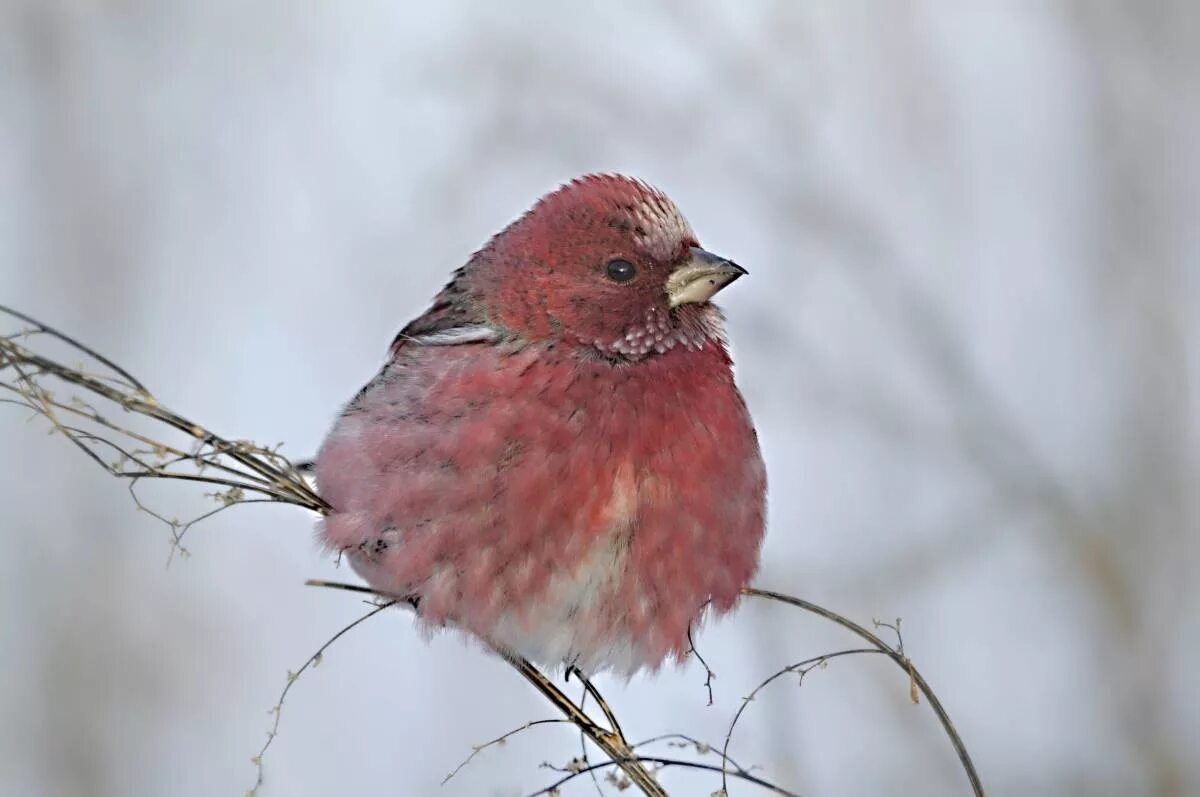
1,2,1197,795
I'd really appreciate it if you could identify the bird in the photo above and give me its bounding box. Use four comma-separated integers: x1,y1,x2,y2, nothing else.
314,174,766,676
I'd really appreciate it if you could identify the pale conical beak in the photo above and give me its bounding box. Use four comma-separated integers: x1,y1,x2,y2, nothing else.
665,247,748,308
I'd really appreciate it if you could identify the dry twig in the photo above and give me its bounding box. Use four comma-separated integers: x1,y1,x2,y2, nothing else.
742,588,985,797
248,599,397,795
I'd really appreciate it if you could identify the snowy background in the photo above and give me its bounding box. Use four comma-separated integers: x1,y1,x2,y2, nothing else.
1,3,1197,795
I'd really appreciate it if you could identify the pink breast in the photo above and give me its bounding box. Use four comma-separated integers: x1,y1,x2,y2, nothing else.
315,341,766,671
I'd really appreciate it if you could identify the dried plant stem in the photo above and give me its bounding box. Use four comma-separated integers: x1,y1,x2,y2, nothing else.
505,655,668,797
0,304,326,516
567,665,626,741
249,599,397,795
442,718,575,785
721,647,879,794
529,755,800,797
742,587,985,797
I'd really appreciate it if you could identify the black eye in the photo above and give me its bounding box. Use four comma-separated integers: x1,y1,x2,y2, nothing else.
605,259,636,283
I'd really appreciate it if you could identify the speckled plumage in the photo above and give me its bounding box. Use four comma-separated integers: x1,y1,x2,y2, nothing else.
315,175,766,675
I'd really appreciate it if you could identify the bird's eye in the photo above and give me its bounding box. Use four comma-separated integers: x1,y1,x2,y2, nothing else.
605,259,637,283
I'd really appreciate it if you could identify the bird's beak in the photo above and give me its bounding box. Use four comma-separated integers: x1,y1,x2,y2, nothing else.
666,246,748,308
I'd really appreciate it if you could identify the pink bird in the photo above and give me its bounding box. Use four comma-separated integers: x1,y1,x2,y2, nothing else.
315,174,766,675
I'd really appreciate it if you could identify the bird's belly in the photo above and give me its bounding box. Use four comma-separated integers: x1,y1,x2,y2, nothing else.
345,453,657,673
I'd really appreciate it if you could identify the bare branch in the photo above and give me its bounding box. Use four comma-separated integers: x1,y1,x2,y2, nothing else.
248,599,397,795
632,733,754,780
742,588,985,797
721,648,881,794
687,623,717,707
0,305,325,513
442,718,575,785
528,755,802,797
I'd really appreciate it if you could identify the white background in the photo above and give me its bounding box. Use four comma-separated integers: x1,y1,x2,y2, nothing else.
1,3,1197,795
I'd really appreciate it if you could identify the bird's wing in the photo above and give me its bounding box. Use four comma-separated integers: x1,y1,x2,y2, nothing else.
341,267,503,411
343,319,502,412
394,325,501,348
388,266,502,356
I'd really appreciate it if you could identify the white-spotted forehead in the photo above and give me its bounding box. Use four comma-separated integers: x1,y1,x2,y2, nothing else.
539,174,697,262
626,179,696,261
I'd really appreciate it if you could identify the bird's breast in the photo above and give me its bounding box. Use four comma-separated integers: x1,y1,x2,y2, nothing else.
316,340,766,672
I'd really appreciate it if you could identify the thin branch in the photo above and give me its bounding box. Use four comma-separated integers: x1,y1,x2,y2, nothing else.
504,655,668,797
442,719,574,785
0,303,147,390
742,588,985,797
0,312,325,512
304,578,417,608
632,733,753,778
567,665,625,739
687,623,717,707
721,648,880,794
528,756,802,797
248,599,397,795
1,307,329,565
574,682,607,797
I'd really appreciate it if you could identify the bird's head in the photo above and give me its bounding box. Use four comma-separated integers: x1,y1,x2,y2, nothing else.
465,174,746,359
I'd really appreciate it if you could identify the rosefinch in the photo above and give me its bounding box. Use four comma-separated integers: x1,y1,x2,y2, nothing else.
315,174,765,675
